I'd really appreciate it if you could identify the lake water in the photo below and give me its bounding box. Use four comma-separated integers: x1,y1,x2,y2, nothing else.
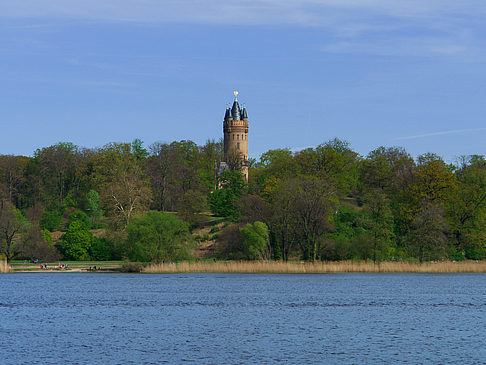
1,273,486,364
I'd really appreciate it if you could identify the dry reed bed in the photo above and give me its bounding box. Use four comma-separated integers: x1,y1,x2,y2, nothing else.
0,261,10,274
144,260,486,274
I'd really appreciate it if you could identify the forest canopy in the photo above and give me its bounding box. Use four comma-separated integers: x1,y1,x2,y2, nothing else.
0,138,485,263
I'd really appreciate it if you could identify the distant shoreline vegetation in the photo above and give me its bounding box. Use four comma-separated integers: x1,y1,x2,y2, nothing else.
143,260,486,274
0,138,485,265
5,260,486,274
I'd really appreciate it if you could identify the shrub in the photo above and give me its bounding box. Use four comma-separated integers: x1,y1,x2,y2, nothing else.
67,211,91,230
120,262,144,273
90,237,112,261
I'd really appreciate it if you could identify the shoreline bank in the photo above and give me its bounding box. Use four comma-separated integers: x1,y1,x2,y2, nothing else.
5,260,486,274
143,260,486,274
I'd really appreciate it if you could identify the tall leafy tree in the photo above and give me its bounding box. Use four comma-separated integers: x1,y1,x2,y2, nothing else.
0,155,29,208
85,190,104,228
408,202,448,262
125,211,192,262
291,177,336,261
209,170,247,219
35,142,80,209
0,200,25,262
295,138,359,195
147,140,203,212
94,143,152,230
59,220,94,260
361,190,394,263
447,155,486,258
131,138,149,160
268,182,299,261
240,221,271,260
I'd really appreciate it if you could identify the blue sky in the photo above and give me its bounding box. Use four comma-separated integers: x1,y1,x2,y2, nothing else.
1,1,485,162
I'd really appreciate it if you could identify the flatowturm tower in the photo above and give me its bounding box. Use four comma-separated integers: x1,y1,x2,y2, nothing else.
223,91,249,181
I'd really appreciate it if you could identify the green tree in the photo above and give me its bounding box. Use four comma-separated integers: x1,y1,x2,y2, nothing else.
360,146,414,194
0,200,25,262
39,210,63,232
295,178,336,261
199,139,224,189
240,221,271,260
59,220,94,260
178,189,207,224
131,138,149,160
125,211,192,262
34,142,80,209
408,202,448,262
19,223,59,262
268,182,299,261
396,153,455,246
89,237,112,261
361,190,394,263
93,143,152,230
85,190,103,228
409,153,456,203
447,155,486,258
67,211,90,230
295,138,359,194
209,170,247,219
147,140,202,212
0,155,29,208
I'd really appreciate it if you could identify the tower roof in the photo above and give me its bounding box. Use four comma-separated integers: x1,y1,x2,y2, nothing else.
231,99,241,120
224,91,247,121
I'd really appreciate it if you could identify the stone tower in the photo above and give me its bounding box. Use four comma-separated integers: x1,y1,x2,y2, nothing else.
223,91,249,181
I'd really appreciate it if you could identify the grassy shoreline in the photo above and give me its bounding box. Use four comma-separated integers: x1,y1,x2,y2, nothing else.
5,261,123,273
144,260,486,274
0,261,9,273
4,260,486,274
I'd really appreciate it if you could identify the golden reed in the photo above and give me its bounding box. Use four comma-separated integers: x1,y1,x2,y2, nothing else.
143,260,486,274
0,260,10,274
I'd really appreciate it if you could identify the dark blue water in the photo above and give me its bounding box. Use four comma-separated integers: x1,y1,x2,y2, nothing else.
1,273,486,364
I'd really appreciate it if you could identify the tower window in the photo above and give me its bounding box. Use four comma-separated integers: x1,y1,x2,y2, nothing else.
237,134,239,140
237,142,240,150
233,134,235,140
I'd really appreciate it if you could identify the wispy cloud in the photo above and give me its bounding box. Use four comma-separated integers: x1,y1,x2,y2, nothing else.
1,1,485,59
322,36,470,57
395,127,486,140
1,1,485,26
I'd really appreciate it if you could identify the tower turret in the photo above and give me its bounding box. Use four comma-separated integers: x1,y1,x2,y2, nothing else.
224,107,232,120
231,99,241,121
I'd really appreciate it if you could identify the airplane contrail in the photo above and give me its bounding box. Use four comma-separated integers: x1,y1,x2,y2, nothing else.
395,127,486,140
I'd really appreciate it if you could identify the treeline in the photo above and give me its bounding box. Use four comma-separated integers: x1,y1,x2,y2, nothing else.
0,139,222,262
1,138,485,263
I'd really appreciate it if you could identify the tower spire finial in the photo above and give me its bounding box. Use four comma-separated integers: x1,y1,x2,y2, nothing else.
234,90,238,101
